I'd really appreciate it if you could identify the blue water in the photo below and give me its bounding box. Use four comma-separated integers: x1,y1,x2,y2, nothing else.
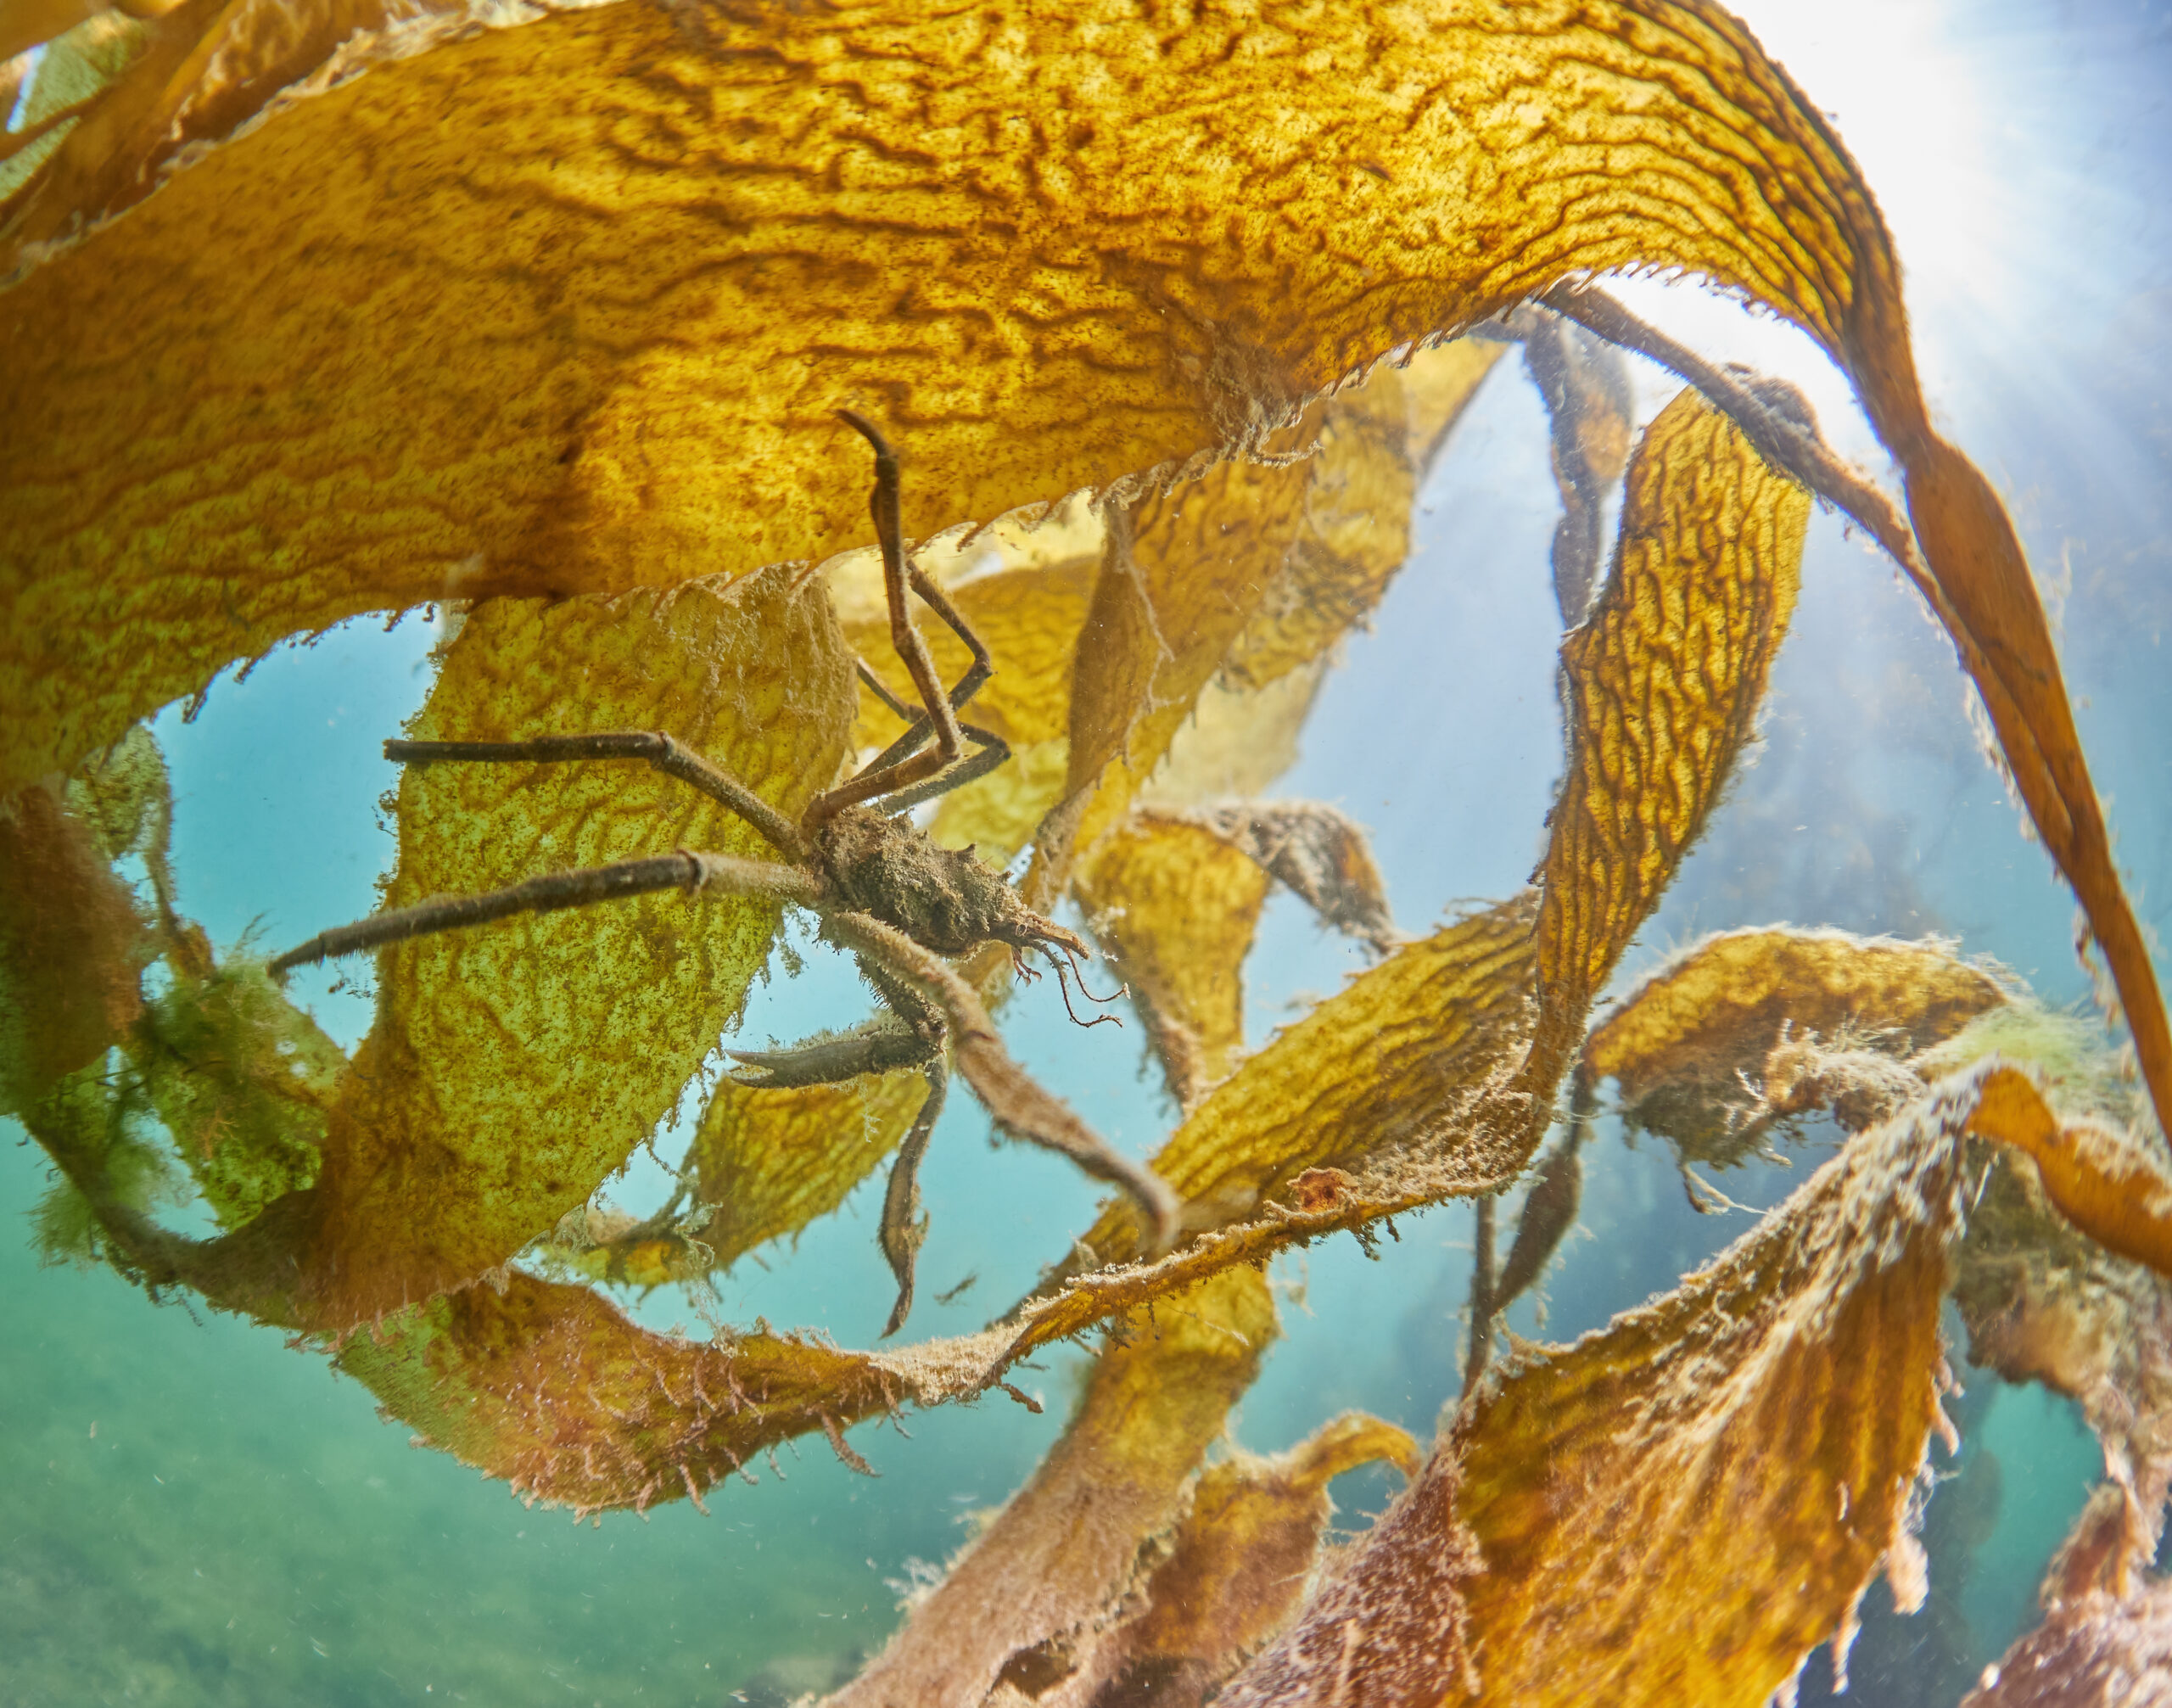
7,2,2169,1702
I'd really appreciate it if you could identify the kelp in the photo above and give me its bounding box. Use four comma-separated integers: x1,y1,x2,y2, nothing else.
10,1,2162,1156
1075,815,1273,1112
1222,1068,1984,1708
4,3,2170,1703
294,563,850,1328
836,1268,1279,1708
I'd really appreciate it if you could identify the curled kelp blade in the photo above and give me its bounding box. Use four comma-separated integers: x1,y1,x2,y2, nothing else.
1063,387,1809,1274
1224,344,1503,698
1187,801,1397,956
1583,926,2012,1164
291,563,851,1330
690,1069,933,1280
1208,1061,2172,1708
1220,1070,1983,1708
1074,815,1273,1112
1509,307,1638,628
1533,389,1808,1032
1056,350,1474,874
0,774,149,1111
5,0,2155,1146
829,1268,1278,1708
0,0,478,249
0,0,1926,794
1053,1413,1421,1708
335,1269,904,1519
1962,1573,2172,1708
1068,893,1542,1274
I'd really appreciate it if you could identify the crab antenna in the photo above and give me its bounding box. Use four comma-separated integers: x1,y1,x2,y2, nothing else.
1046,952,1121,1030
1058,942,1128,1005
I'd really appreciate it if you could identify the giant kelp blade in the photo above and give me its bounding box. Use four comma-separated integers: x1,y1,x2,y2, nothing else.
1953,1102,2172,1608
0,779,147,1111
1583,926,2011,1162
137,961,343,1228
1961,1575,2172,1708
0,0,1943,796
1074,813,1273,1112
829,1268,1277,1708
1062,1413,1422,1708
1061,357,1449,865
335,1269,904,1516
1212,361,1434,700
1220,1072,2004,1708
1967,1067,2172,1282
1894,436,2172,1162
0,0,465,242
1066,387,1809,1272
690,1070,932,1278
1534,389,1809,1034
1071,894,1539,1273
1062,441,1318,848
295,564,850,1329
6,0,2154,1150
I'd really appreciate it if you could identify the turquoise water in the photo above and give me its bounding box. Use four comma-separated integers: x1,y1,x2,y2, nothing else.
6,3,2169,1701
3,338,2151,1705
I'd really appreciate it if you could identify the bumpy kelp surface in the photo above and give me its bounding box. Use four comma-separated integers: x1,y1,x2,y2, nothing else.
305,565,852,1327
6,3,2171,1704
11,0,2164,1142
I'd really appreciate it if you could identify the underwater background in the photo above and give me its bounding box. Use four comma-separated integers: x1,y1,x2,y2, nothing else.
4,0,2169,1702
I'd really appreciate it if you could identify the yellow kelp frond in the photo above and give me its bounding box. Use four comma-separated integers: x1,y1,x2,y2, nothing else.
1223,1068,2000,1708
136,962,341,1228
0,779,148,1111
1063,445,1318,843
296,564,851,1330
1189,802,1397,955
834,1268,1276,1708
1078,1413,1422,1703
1218,362,1428,697
62,722,176,913
1078,896,1539,1272
1951,1109,2172,1604
847,559,1095,758
4,0,2155,1145
1075,814,1274,1111
691,1070,932,1275
335,1270,905,1518
0,0,475,246
1968,1066,2172,1282
1536,389,1811,1026
1963,1562,2172,1708
0,0,1899,795
1584,927,2011,1156
1516,310,1638,624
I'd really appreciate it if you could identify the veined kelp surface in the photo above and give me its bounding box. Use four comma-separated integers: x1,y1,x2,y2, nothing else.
2,1,2168,1704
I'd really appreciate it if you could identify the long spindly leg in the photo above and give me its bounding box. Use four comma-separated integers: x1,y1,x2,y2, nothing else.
809,412,969,823
819,907,1182,1256
726,1016,937,1089
852,563,999,778
384,731,807,860
269,851,822,974
876,722,1012,816
879,1054,948,1337
851,654,1013,814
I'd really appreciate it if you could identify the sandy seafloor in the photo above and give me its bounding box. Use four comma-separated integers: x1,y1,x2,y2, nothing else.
5,1,2169,1702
